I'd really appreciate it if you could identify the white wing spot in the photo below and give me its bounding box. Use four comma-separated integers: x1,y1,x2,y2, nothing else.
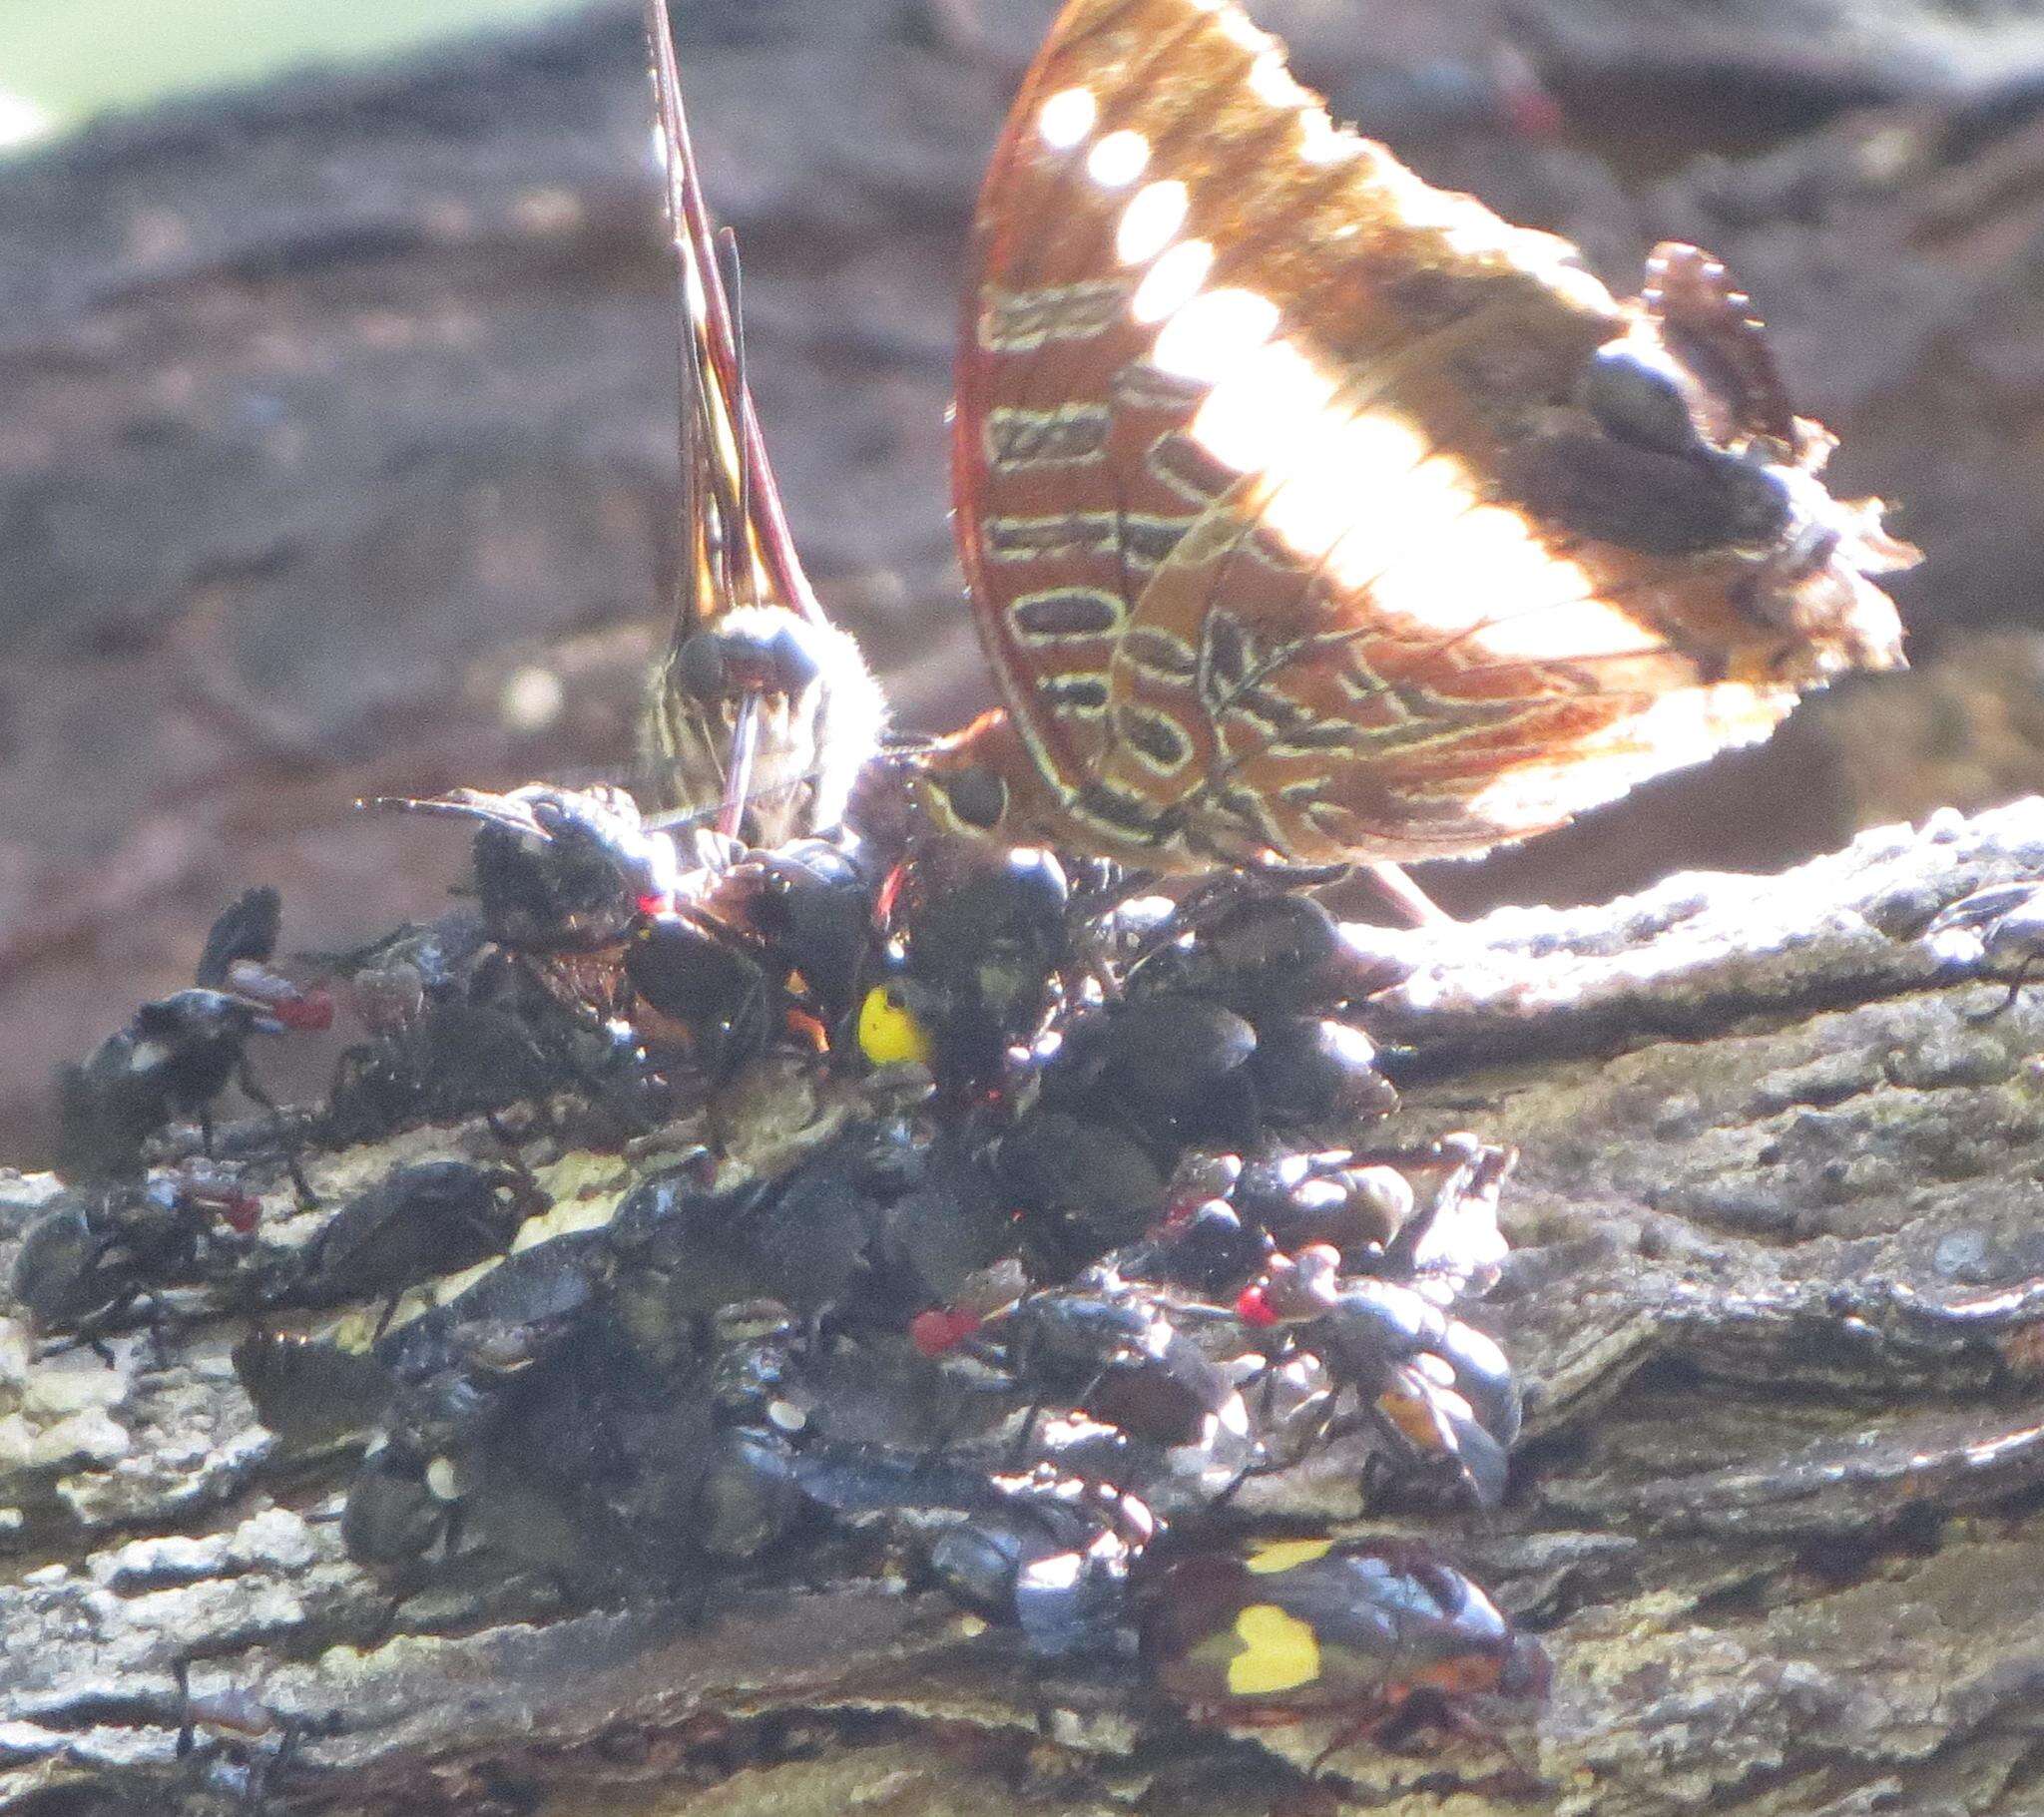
1087,129,1151,188
1153,289,1283,392
1117,179,1191,267
1038,86,1098,151
1264,406,1435,569
1370,507,1648,661
1131,237,1219,327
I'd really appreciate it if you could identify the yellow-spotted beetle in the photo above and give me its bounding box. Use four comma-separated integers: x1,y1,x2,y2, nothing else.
1137,1537,1547,1758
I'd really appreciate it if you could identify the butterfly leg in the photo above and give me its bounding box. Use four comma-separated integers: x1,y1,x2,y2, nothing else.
1362,861,1451,928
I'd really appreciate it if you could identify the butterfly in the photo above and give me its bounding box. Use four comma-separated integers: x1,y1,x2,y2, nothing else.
635,0,886,849
901,0,1914,880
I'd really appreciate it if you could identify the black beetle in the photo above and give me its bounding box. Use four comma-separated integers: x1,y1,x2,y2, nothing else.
290,1159,550,1316
13,1165,260,1338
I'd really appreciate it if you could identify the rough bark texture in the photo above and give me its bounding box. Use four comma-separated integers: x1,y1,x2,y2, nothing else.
7,798,2044,1815
7,0,2044,1163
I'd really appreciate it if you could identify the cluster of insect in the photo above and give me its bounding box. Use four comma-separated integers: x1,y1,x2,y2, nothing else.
14,785,1547,1779
16,0,1939,1783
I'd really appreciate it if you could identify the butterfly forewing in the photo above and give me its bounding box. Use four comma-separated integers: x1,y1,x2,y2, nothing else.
639,0,885,845
951,0,1909,867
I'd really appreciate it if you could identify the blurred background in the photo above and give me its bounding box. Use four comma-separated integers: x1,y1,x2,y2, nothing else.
2,0,2043,1164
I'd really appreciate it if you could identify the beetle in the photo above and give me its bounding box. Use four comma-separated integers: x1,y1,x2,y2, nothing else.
57,987,328,1201
374,1227,608,1399
57,993,288,1180
12,1164,261,1340
322,944,634,1143
1039,994,1260,1151
624,906,785,1084
997,1108,1168,1270
1135,1537,1548,1763
1245,1016,1398,1131
964,1275,1251,1459
1924,879,2044,1019
285,1158,551,1325
341,1437,457,1568
342,1227,614,1572
705,834,884,1032
374,782,682,956
1238,1245,1520,1508
56,888,329,1203
624,832,901,1084
792,1447,1156,1661
233,1328,395,1449
877,840,1073,1092
928,1472,1154,1660
1231,1151,1413,1269
340,1218,815,1588
1126,890,1411,1018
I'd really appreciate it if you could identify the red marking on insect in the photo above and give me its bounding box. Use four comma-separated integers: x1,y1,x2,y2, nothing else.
873,860,911,932
1235,1285,1278,1328
910,1306,984,1357
217,1189,263,1236
271,985,334,1033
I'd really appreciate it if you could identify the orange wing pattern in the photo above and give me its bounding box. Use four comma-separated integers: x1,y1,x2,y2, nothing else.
936,0,1910,868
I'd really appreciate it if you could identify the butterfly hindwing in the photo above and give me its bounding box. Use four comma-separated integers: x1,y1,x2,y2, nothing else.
951,0,1909,866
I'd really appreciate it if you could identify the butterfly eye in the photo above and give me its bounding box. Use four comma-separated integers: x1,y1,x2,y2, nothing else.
766,622,824,692
1580,344,1700,458
941,765,1010,831
675,620,824,700
675,631,731,701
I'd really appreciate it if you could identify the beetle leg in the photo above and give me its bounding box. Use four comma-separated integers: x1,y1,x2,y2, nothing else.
235,1055,316,1208
1305,1690,1401,1776
1006,1396,1049,1471
1970,954,2041,1024
173,1658,198,1760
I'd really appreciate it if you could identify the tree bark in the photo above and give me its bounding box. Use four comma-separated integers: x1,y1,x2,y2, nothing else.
6,798,2044,1816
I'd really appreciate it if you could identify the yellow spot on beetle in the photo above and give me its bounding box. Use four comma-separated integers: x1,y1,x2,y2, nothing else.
1229,1603,1320,1696
858,985,931,1068
1244,1537,1333,1574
